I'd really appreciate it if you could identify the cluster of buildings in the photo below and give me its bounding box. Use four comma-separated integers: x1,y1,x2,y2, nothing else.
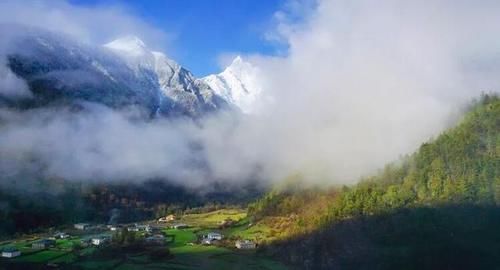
75,222,160,233
73,221,170,247
80,234,112,247
198,232,256,249
2,215,256,261
74,223,92,230
76,222,162,233
1,230,74,259
74,223,111,231
127,224,153,233
84,233,167,247
157,215,191,230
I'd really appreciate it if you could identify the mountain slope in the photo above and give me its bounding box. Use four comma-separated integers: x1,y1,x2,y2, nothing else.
1,25,229,117
250,94,500,270
105,36,229,117
202,56,262,113
4,27,160,113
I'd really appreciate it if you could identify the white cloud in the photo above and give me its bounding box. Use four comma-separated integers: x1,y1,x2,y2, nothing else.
0,0,170,48
247,0,500,182
0,63,31,99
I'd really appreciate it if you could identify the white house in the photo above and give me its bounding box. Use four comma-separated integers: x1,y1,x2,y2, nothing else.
74,223,90,230
1,248,21,258
201,232,223,245
127,226,139,232
128,224,151,232
91,235,111,246
109,225,121,231
158,214,176,222
202,238,214,245
206,232,223,241
172,223,189,229
54,232,70,239
235,240,256,249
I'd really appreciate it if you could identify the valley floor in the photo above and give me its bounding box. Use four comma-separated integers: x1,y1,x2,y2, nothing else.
0,209,288,270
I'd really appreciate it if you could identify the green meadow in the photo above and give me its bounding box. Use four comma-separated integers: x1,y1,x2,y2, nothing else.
0,209,288,270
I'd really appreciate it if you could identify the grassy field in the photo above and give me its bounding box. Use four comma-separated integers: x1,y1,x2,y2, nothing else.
13,250,67,263
110,227,287,270
164,228,198,247
180,209,247,228
175,208,275,242
223,217,274,241
0,209,287,270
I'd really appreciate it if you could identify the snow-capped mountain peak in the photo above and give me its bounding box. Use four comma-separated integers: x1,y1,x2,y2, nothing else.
230,55,243,65
104,35,148,58
202,56,262,113
105,37,262,114
103,35,229,116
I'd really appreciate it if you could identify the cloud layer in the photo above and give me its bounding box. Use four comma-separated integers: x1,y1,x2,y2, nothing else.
0,0,169,49
246,0,500,182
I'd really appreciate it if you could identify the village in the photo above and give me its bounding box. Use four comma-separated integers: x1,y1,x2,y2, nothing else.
67,214,256,250
0,209,279,270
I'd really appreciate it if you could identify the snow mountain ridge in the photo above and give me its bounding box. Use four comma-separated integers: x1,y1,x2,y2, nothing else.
202,56,262,114
1,25,260,117
105,36,230,117
105,36,262,114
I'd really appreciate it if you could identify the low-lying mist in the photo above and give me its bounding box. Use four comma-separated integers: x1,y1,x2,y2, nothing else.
1,0,500,189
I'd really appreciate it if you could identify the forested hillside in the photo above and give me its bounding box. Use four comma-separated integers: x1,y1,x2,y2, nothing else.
251,94,499,269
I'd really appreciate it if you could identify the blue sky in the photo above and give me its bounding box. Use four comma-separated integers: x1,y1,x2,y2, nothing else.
70,0,286,76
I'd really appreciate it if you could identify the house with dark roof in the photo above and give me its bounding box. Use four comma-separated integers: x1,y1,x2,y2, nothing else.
2,247,21,258
145,234,165,245
32,239,56,249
